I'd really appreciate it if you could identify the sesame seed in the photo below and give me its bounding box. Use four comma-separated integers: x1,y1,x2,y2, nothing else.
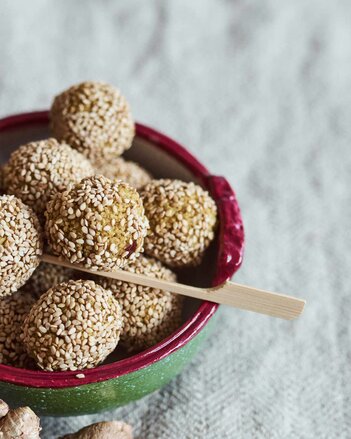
45,176,148,271
94,157,152,189
50,81,135,167
2,139,94,222
140,179,217,267
21,262,75,300
0,290,36,368
0,195,43,299
22,280,123,371
97,256,183,353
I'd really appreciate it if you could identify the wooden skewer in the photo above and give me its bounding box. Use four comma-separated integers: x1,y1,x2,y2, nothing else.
41,254,305,320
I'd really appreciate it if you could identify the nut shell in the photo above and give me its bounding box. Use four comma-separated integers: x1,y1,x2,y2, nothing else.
0,400,9,418
0,406,41,438
0,195,43,298
3,138,94,220
98,256,183,352
51,81,135,166
0,291,36,368
59,421,133,439
23,280,123,371
45,175,149,270
140,179,217,267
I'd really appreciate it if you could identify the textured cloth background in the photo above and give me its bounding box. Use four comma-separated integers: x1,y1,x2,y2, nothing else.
1,1,351,438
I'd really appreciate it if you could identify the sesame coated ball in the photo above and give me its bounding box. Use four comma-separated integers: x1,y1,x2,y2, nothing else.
22,280,123,371
45,175,149,270
3,138,94,220
95,157,152,189
22,262,75,300
140,179,218,267
50,81,135,166
98,256,183,352
0,290,36,368
0,195,43,298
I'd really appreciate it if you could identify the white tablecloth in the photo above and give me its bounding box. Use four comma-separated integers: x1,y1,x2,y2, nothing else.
1,0,350,437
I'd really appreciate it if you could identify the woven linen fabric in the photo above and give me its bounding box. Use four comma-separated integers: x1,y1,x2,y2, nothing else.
1,0,350,437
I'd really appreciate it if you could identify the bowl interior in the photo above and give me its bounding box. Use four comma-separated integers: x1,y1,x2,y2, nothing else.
0,119,219,366
0,122,202,183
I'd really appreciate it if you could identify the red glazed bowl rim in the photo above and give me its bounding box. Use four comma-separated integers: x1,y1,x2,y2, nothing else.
0,111,245,388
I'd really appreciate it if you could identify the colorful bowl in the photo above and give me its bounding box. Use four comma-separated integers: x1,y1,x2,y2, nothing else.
0,111,244,416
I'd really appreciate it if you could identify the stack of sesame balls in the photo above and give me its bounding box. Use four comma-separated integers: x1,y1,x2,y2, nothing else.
0,81,218,372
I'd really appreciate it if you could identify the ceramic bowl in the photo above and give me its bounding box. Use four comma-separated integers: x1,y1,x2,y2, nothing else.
0,111,244,416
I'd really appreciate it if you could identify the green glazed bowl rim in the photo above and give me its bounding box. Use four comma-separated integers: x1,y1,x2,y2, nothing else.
0,111,245,388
